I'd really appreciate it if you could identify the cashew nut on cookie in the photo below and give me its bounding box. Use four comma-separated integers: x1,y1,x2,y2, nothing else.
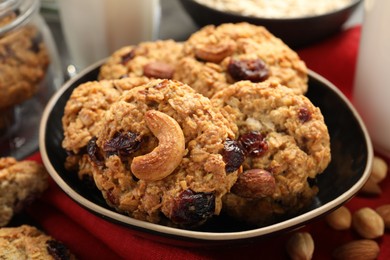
131,110,185,181
194,41,235,63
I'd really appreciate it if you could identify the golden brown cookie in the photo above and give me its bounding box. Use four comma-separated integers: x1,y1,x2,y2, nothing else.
212,80,331,226
98,40,183,80
0,23,50,110
88,79,240,227
0,157,49,227
174,22,308,98
0,225,76,259
62,77,150,180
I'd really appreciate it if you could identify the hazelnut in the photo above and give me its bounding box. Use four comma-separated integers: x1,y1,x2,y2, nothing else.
231,169,275,198
143,61,174,79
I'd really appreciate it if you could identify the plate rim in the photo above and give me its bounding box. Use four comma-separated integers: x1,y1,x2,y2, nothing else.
39,62,373,242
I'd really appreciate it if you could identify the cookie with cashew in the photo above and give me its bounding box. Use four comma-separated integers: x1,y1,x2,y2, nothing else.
174,22,308,98
212,80,331,226
62,77,150,181
98,40,184,81
88,79,240,227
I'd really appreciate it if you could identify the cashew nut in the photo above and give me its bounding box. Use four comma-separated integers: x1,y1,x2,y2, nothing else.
131,110,185,181
195,41,235,63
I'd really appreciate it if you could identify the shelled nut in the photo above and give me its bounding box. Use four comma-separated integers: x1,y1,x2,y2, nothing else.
286,232,314,260
359,178,382,196
375,204,390,229
352,207,384,239
325,206,351,230
332,239,380,260
370,156,388,183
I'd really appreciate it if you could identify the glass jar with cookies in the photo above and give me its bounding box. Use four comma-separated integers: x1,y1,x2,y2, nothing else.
0,0,63,159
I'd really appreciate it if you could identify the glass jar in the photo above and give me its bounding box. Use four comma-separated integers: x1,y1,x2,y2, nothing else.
0,0,63,159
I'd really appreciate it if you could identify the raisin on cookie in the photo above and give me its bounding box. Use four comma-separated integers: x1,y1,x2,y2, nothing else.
174,22,308,98
88,79,240,227
0,157,49,227
0,225,76,259
212,80,331,226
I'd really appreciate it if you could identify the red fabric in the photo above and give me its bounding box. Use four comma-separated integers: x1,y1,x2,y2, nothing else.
25,26,390,259
297,26,362,99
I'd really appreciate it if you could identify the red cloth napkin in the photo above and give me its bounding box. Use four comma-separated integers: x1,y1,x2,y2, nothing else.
25,26,390,260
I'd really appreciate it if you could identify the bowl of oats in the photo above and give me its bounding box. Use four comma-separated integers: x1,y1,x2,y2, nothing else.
179,0,362,48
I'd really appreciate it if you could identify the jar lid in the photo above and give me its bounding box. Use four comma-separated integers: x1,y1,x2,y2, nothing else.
0,0,39,35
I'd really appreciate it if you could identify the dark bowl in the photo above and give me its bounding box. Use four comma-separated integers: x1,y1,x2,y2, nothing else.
178,0,362,48
39,60,372,246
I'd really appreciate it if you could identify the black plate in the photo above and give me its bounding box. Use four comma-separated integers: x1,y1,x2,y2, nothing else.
178,0,362,48
39,61,372,246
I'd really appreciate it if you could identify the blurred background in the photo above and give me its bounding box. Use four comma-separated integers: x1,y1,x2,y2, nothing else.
40,0,363,79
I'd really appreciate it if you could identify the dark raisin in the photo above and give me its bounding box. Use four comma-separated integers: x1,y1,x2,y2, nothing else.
170,189,215,226
103,131,141,157
298,107,312,123
46,240,72,260
222,138,245,173
121,49,136,65
239,131,268,157
87,137,104,166
30,33,43,53
227,59,269,82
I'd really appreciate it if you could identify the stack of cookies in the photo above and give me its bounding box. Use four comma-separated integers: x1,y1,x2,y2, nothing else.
62,22,331,228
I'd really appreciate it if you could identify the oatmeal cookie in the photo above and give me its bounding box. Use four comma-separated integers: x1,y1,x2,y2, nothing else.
212,80,331,226
174,22,308,98
0,157,49,227
88,79,240,227
0,23,50,110
0,225,76,259
98,39,183,80
62,77,149,179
